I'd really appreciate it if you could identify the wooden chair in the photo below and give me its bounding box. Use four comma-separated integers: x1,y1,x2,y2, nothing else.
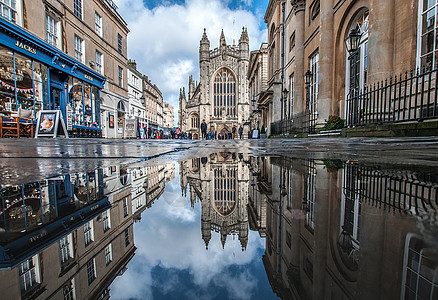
19,117,34,138
0,116,20,138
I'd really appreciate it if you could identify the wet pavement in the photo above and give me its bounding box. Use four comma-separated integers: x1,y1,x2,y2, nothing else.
0,137,437,299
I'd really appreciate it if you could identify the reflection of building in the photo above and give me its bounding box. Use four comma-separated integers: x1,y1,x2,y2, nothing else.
250,157,438,299
0,167,136,299
180,152,250,250
179,29,250,139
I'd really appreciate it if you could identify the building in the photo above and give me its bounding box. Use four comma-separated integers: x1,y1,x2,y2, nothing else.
127,60,146,132
179,153,250,250
0,0,117,138
179,28,251,139
264,0,436,136
162,102,175,129
0,167,136,299
247,43,269,135
143,75,163,131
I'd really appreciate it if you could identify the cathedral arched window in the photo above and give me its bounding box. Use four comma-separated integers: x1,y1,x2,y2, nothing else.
213,168,236,216
213,68,236,117
190,113,199,129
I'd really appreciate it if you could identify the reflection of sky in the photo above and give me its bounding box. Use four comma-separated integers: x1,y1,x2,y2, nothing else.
111,164,279,300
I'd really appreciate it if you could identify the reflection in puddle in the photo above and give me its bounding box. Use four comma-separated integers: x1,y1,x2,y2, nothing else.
0,153,436,299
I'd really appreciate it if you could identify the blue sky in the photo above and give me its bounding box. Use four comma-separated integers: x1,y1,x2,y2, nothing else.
114,0,269,125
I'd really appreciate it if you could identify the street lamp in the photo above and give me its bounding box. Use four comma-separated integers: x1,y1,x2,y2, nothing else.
304,70,312,133
344,28,362,126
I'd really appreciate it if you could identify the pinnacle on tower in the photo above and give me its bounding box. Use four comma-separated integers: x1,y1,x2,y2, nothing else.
220,29,227,47
201,28,209,44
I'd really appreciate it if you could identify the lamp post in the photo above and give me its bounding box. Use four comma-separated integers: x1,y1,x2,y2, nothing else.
282,88,289,120
304,70,312,133
344,28,362,126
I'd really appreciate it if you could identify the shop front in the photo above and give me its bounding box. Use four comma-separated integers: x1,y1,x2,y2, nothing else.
0,18,105,138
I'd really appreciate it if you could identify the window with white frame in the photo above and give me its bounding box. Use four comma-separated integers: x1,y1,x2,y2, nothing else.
19,255,40,293
102,210,110,232
305,161,316,231
309,52,319,115
86,258,96,285
74,35,84,63
0,0,17,23
117,33,122,54
105,244,112,265
84,220,94,246
123,197,128,217
63,279,76,300
289,74,294,118
418,0,438,70
118,66,123,87
95,12,102,36
46,14,59,48
95,50,103,74
59,234,74,265
74,0,82,19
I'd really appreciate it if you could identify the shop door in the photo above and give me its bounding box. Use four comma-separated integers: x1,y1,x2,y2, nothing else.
50,87,62,110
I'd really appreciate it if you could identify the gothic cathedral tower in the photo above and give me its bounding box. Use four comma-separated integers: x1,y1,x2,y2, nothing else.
179,28,250,139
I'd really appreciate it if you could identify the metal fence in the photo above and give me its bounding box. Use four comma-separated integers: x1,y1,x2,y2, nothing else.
347,67,438,127
271,110,317,135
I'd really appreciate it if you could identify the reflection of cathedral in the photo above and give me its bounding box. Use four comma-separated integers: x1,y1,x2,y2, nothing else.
178,29,250,139
180,152,250,250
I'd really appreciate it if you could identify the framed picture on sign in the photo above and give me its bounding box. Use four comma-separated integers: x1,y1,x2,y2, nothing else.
109,113,114,128
35,110,69,138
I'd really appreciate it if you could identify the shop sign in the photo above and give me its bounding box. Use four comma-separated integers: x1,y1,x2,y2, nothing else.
124,119,137,138
15,40,37,55
35,110,69,138
67,106,73,131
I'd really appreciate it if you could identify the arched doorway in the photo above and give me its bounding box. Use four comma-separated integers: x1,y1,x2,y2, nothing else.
219,127,229,139
117,101,126,135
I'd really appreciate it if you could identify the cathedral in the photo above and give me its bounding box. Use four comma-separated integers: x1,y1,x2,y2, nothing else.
178,28,251,139
179,152,249,250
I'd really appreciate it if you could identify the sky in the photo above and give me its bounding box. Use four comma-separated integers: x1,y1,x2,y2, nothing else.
110,163,278,300
113,0,270,126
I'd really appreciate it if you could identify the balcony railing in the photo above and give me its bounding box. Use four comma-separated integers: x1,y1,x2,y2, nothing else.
346,67,438,127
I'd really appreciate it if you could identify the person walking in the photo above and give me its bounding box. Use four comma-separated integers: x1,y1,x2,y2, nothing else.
238,125,243,139
201,119,207,139
232,125,236,139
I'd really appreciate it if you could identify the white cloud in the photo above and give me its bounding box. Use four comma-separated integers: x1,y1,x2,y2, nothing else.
114,0,267,124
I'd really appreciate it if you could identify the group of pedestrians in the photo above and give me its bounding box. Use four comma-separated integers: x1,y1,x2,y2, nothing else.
200,120,244,140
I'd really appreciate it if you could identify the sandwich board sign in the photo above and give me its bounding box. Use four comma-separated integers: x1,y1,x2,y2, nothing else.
35,110,69,138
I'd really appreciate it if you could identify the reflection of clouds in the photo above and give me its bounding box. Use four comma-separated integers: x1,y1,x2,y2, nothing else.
111,170,267,300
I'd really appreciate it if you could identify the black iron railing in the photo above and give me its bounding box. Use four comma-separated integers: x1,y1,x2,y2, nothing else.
347,67,438,127
271,111,317,135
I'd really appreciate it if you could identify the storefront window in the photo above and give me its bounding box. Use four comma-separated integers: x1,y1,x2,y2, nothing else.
33,62,48,113
92,87,99,126
69,78,84,126
14,53,34,111
0,46,15,111
83,82,92,127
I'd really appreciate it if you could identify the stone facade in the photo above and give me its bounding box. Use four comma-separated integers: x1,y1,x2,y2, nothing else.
263,0,420,133
162,102,175,128
179,28,250,139
143,75,163,130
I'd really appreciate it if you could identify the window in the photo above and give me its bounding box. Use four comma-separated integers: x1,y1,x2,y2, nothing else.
191,113,199,129
213,68,236,117
213,168,237,216
304,161,316,231
105,244,112,265
309,52,319,115
74,35,84,63
0,0,17,23
46,14,59,48
124,228,130,246
74,0,82,19
270,42,276,78
95,12,102,36
341,163,361,251
289,31,295,52
123,198,128,217
310,0,320,20
84,221,94,246
118,66,123,87
117,33,122,54
60,235,73,265
19,256,40,293
102,210,110,232
418,0,438,69
95,50,103,74
86,259,96,285
63,279,75,300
